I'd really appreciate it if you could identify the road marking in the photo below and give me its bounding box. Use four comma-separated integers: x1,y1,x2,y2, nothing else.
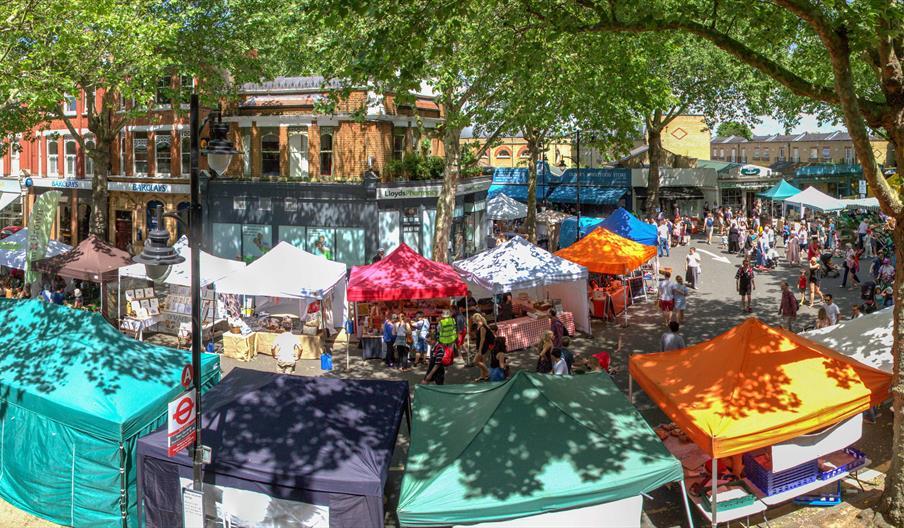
695,248,731,264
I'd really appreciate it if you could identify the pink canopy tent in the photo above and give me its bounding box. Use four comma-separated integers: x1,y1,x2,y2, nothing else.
347,243,468,301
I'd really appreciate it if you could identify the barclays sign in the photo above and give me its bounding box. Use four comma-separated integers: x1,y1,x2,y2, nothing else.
107,182,190,194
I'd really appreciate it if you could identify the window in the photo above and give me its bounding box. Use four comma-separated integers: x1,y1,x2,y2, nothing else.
496,148,511,159
763,147,769,161
279,226,306,249
730,149,736,162
392,131,406,161
241,225,272,262
119,134,125,175
319,127,334,177
85,139,95,176
822,146,830,160
518,147,530,159
64,140,77,177
753,147,760,160
211,223,242,260
181,131,190,176
233,196,247,210
740,148,747,163
845,146,853,163
155,132,172,176
719,148,724,159
179,76,193,105
792,147,800,162
809,147,818,160
134,132,149,176
283,197,298,212
288,128,309,179
258,197,272,211
156,77,171,105
261,130,280,177
47,140,59,176
242,130,251,178
336,227,366,266
9,142,19,176
63,94,77,115
779,147,786,161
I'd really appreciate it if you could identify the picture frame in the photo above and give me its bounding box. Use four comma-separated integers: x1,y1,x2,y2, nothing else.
130,300,142,313
143,287,155,299
149,298,159,310
125,290,135,301
148,305,160,316
140,299,151,310
133,289,145,300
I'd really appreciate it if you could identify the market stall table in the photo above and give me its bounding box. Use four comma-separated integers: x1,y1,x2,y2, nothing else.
254,331,323,359
495,312,575,351
222,332,256,361
119,314,161,341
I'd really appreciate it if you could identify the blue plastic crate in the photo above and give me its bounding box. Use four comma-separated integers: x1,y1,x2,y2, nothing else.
743,451,819,496
818,447,866,480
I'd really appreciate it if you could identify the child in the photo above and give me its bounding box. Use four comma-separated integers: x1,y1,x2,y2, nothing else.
720,233,728,249
797,269,808,305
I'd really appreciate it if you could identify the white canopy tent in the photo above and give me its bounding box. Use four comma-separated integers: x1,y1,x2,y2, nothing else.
783,186,845,213
119,236,245,288
454,236,591,333
213,241,348,332
487,193,528,221
801,307,892,374
841,197,881,210
0,228,71,271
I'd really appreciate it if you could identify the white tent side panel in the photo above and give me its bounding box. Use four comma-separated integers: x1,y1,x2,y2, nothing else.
545,280,591,334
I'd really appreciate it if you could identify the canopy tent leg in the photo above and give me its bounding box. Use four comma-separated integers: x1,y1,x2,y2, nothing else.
678,479,695,528
465,299,471,366
710,456,718,527
628,373,633,403
622,280,629,328
117,274,121,325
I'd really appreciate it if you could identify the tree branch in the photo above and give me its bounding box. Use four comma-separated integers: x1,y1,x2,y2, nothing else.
55,112,85,149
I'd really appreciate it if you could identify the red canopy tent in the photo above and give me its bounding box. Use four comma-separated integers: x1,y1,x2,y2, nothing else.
347,243,468,301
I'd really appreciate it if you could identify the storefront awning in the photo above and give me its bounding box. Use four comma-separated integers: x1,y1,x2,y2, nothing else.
658,186,703,200
546,186,626,205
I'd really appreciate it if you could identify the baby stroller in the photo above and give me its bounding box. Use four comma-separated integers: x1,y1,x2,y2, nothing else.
820,252,840,278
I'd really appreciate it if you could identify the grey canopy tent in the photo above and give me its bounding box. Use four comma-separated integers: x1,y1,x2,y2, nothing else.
137,368,409,528
486,193,528,221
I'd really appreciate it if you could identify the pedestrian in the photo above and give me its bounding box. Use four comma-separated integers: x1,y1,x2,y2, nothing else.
39,284,52,303
816,307,831,329
272,323,300,374
857,218,869,248
371,248,385,263
489,336,508,381
672,275,688,324
552,349,568,375
383,313,398,368
704,213,714,244
864,228,875,258
72,288,83,309
421,332,446,385
850,304,863,319
437,309,457,361
807,257,826,306
735,259,755,313
498,293,514,321
686,247,702,289
51,286,66,305
559,336,574,374
395,313,412,371
657,220,670,257
841,243,862,289
823,294,841,325
778,281,799,332
413,311,430,366
797,269,808,305
536,330,554,374
549,308,565,347
660,321,686,351
471,313,493,382
728,222,740,253
658,271,675,325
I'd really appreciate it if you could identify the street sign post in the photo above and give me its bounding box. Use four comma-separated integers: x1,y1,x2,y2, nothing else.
168,391,196,457
180,364,193,390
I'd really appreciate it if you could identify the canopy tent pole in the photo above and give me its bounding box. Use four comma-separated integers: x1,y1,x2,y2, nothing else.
710,456,718,527
117,273,121,325
465,298,471,365
628,373,633,402
678,480,695,528
622,276,629,328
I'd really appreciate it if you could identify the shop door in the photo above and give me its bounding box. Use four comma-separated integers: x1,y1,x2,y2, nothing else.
288,130,309,179
114,211,132,251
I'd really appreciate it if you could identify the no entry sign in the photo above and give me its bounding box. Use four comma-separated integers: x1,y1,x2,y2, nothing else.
167,391,196,457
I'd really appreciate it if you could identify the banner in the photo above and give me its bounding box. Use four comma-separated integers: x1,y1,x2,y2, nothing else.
25,190,62,284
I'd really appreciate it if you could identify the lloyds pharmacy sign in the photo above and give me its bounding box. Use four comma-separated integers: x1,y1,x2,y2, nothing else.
377,179,490,200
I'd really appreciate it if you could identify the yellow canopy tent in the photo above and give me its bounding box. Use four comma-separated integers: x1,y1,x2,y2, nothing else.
629,317,891,459
554,226,657,275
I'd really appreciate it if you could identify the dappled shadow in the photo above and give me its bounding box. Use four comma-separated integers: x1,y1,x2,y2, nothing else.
802,308,893,374
453,236,585,291
34,234,132,281
347,243,467,300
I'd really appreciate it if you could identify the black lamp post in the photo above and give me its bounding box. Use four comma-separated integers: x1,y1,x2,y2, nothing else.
575,129,582,239
134,93,238,493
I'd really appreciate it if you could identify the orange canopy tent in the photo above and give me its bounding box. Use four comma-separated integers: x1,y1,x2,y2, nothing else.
629,317,891,459
554,227,657,275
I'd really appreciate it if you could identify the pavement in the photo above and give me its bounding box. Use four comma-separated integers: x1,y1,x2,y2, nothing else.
0,234,892,527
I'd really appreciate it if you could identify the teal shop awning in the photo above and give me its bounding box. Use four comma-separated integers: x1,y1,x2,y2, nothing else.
397,372,683,527
796,163,862,177
758,179,801,200
546,186,626,205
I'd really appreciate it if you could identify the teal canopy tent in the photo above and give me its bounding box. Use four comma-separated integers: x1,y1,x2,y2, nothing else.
757,179,800,201
0,299,220,527
398,371,687,527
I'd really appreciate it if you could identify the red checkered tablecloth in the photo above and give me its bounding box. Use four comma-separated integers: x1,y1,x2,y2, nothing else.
495,312,576,351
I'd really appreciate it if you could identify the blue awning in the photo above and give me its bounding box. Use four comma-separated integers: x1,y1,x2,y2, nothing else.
546,186,626,205
488,184,547,202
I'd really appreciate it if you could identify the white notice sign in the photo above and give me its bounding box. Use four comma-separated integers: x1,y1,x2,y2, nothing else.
182,487,203,528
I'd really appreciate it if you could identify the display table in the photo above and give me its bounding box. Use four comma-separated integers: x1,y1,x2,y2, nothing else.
361,336,385,359
223,332,256,361
254,331,322,359
120,315,162,341
495,312,576,351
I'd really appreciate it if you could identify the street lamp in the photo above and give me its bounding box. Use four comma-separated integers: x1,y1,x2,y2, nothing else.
134,93,237,494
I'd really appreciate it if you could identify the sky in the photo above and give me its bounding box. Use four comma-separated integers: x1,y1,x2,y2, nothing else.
750,113,842,136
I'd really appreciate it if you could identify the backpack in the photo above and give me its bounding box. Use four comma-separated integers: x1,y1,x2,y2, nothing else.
441,344,454,366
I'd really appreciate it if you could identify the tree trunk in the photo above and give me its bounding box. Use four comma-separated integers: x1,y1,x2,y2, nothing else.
89,149,110,237
525,132,541,243
431,125,461,262
647,126,663,216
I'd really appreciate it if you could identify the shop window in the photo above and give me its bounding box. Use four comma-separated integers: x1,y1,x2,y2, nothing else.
261,130,280,177
320,127,334,177
63,94,77,116
307,227,336,259
336,227,366,266
64,140,77,177
241,224,271,262
146,200,164,232
211,223,242,260
176,202,190,239
155,132,172,176
496,148,511,159
278,226,306,250
47,141,59,176
402,207,421,252
85,139,95,177
181,131,191,176
392,131,406,161
134,132,149,176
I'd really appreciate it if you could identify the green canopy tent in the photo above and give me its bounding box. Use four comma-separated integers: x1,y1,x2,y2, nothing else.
758,180,801,217
0,299,220,527
398,371,688,527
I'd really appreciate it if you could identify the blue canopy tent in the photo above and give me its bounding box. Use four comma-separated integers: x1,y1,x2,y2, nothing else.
558,216,604,249
598,207,658,246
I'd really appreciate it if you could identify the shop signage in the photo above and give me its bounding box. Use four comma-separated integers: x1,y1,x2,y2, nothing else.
859,179,867,196
740,167,761,176
108,182,191,194
30,178,93,190
167,390,196,457
180,365,193,390
377,178,490,200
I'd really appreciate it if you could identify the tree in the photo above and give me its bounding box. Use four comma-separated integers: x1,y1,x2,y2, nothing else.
522,0,904,521
717,121,754,140
10,0,262,236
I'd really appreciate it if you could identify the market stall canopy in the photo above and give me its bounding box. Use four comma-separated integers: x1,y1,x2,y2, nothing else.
0,228,71,270
119,236,245,288
598,207,658,246
138,369,408,528
397,372,682,527
34,234,132,282
802,307,892,374
757,179,801,201
213,241,346,298
558,216,604,248
486,193,528,221
0,299,219,526
535,209,570,225
783,186,845,212
841,197,881,210
555,227,657,275
347,243,468,301
629,317,891,459
454,236,587,293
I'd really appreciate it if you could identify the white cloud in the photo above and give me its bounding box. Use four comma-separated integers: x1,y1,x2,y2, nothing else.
751,114,843,136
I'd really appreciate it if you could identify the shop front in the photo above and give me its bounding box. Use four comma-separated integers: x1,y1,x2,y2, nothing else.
718,165,779,213
26,178,93,245
203,176,491,266
792,164,861,198
631,168,718,217
0,178,24,229
106,180,191,252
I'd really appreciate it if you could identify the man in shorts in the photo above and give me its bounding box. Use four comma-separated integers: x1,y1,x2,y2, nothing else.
272,323,300,374
658,271,675,325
